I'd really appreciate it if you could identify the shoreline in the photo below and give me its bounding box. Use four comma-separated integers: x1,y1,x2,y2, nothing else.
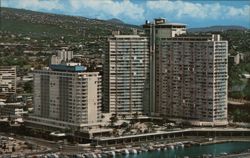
57,137,250,157
3,131,250,157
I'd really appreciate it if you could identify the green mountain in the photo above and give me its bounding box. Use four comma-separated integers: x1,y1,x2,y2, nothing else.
107,18,125,24
0,7,137,38
188,25,248,32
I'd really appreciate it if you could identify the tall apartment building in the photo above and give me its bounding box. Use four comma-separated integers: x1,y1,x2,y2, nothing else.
143,18,186,115
158,35,228,125
103,35,150,116
143,18,228,125
26,63,102,131
0,66,16,95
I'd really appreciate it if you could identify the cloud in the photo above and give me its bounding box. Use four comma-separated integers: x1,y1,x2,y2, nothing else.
1,0,249,26
69,0,145,20
146,0,250,20
2,0,63,11
227,5,250,17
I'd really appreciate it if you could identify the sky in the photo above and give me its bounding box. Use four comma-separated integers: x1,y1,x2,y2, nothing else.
2,0,250,28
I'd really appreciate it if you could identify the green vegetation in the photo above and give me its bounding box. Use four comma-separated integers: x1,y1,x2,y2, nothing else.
231,108,250,122
1,19,75,38
23,81,33,93
221,30,250,100
0,56,28,67
222,30,250,53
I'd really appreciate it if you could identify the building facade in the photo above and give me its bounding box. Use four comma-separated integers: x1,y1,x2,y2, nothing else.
0,66,16,95
103,35,150,116
26,63,102,131
157,35,228,125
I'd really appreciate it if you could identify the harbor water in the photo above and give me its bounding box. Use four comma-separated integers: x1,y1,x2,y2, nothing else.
119,141,250,158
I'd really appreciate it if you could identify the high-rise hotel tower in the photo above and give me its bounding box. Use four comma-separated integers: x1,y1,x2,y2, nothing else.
103,34,150,116
143,18,228,125
143,18,187,115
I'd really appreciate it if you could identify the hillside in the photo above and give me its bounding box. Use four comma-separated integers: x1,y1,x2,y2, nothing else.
107,18,125,24
0,7,138,39
0,7,142,55
188,25,248,32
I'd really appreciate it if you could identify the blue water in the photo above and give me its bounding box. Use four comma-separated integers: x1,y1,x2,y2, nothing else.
119,141,250,158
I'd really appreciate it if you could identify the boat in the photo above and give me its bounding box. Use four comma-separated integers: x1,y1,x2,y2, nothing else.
169,145,174,150
148,146,154,151
109,151,115,157
122,149,129,155
141,148,148,152
97,154,102,158
131,149,137,154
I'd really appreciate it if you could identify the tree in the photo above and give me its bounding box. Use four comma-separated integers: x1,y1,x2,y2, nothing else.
243,79,250,100
133,112,139,120
23,81,33,93
122,114,126,120
121,122,129,128
110,114,118,127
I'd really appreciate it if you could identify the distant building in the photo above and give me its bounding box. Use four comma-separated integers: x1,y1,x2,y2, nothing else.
0,66,16,96
103,35,150,116
51,48,73,65
229,52,243,65
26,63,102,132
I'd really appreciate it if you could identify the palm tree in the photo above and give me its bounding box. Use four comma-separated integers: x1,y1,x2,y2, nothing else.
122,114,126,120
110,114,118,126
133,112,139,120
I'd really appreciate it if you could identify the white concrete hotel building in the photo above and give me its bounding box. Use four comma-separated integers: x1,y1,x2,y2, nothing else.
26,63,102,132
103,34,150,116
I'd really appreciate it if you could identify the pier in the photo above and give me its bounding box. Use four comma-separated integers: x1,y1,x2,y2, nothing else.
91,128,250,146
